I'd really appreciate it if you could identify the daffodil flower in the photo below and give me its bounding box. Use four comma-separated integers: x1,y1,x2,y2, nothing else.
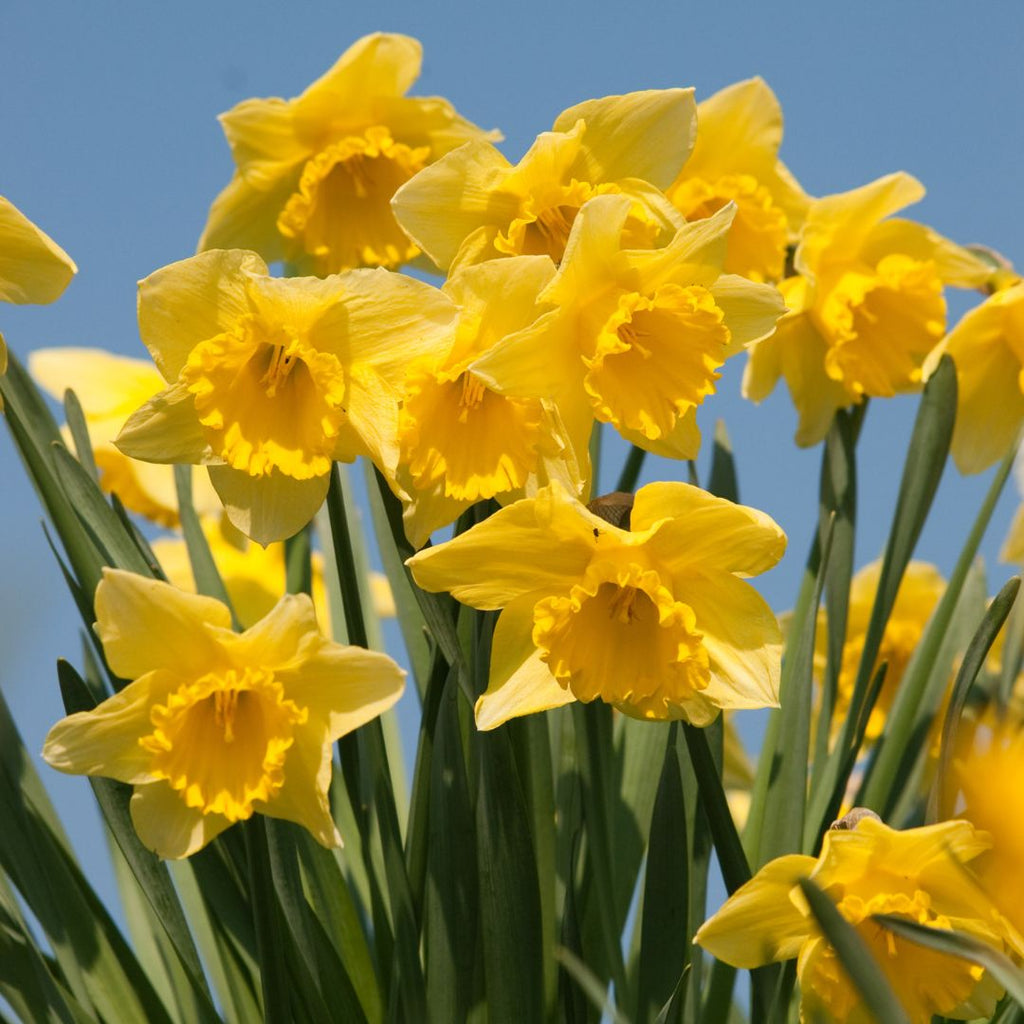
0,196,77,305
30,347,222,528
407,481,785,728
391,88,694,271
667,77,810,283
393,256,585,548
470,195,785,467
42,569,405,859
743,172,990,445
199,34,499,275
696,815,1023,1023
115,249,457,544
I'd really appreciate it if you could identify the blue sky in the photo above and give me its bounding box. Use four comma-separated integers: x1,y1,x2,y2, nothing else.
2,2,1023,912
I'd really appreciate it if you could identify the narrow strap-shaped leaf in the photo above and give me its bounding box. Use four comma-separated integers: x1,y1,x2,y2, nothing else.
557,832,589,1024
798,878,910,1024
284,526,313,597
62,388,98,483
554,946,629,1024
654,966,689,1024
616,444,646,493
873,914,1024,1008
706,419,739,503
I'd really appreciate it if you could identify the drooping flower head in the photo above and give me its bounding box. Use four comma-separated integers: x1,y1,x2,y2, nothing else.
667,77,810,283
743,173,990,445
391,88,695,272
115,249,456,544
471,195,785,469
30,347,221,528
199,33,500,275
408,481,785,728
393,256,584,547
42,570,405,858
696,815,1022,1023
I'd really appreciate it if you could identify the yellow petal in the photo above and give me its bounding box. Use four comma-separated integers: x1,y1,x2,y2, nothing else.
1001,504,1024,564
709,274,786,354
860,217,991,289
115,381,211,464
695,853,814,968
553,89,697,192
407,483,600,609
218,97,309,188
475,592,574,730
207,464,330,547
223,592,321,668
0,196,77,304
42,671,176,783
613,405,702,461
95,569,232,680
636,482,787,576
130,781,233,859
138,249,268,381
198,172,296,260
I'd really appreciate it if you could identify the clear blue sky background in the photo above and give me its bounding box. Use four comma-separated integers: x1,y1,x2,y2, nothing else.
2,2,1023,917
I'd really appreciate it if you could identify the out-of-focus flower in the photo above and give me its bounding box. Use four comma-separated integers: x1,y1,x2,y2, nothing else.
199,33,498,276
1000,445,1024,565
816,560,945,743
394,256,583,548
114,249,456,545
391,88,694,272
696,814,1020,1023
924,275,1024,474
667,77,810,283
471,195,784,466
42,569,404,858
0,196,76,305
408,481,785,728
30,348,221,527
743,173,990,446
151,516,395,631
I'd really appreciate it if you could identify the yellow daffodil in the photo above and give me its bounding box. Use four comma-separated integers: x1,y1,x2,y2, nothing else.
391,88,694,272
696,814,1021,1023
471,195,785,466
199,33,499,275
408,481,785,728
667,77,810,283
42,569,404,858
394,256,584,548
151,516,395,631
743,173,990,445
818,560,945,743
0,195,77,306
114,249,456,545
923,275,1024,474
30,347,221,527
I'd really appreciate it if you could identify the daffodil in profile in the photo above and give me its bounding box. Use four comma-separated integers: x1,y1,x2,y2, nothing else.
667,77,810,283
923,274,1024,474
30,347,221,527
115,249,456,544
391,88,694,271
408,481,785,728
743,173,990,445
42,569,405,859
696,814,1022,1023
393,256,584,547
471,195,785,466
199,33,499,275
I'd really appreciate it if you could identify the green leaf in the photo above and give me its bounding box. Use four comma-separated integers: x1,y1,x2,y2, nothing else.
62,387,98,483
706,419,738,503
554,946,629,1024
873,914,1024,1008
654,966,689,1024
616,444,646,493
798,879,909,1024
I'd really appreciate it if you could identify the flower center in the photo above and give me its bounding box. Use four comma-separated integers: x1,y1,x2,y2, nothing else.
817,254,946,397
399,365,544,502
669,173,789,282
532,561,710,719
582,284,729,440
277,125,427,273
139,667,309,822
181,315,348,480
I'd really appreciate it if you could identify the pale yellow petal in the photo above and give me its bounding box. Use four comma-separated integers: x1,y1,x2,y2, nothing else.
475,592,574,730
636,482,787,576
207,464,330,547
709,274,786,354
614,405,702,461
1001,504,1024,564
94,568,232,680
695,854,814,968
130,781,233,859
400,484,470,551
554,89,697,191
407,483,601,609
218,97,309,188
223,593,321,670
627,201,734,291
138,249,268,381
0,197,77,305
198,172,296,260
390,141,514,271
860,218,991,288
115,382,211,464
